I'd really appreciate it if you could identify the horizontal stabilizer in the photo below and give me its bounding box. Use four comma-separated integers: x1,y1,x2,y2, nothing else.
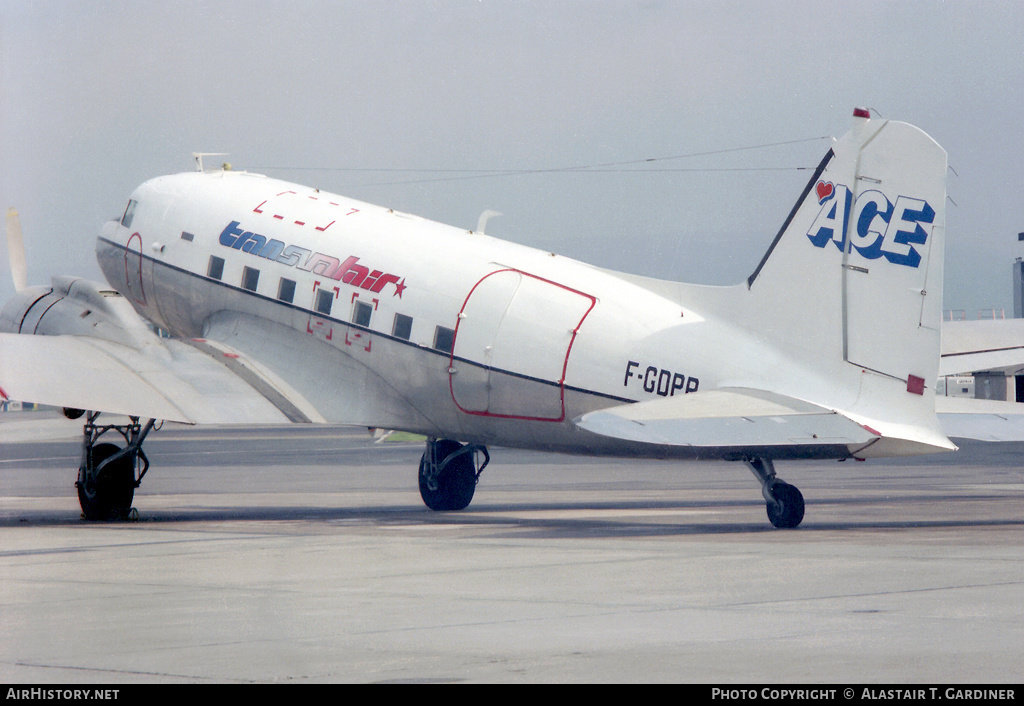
936,396,1024,441
940,319,1024,376
575,388,877,450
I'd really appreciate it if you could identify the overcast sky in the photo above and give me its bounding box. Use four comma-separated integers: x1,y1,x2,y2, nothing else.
3,0,1023,317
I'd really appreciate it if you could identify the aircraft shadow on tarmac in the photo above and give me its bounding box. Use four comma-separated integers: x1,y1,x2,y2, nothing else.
2,493,1022,538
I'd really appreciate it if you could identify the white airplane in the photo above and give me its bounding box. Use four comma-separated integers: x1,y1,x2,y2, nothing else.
0,109,969,528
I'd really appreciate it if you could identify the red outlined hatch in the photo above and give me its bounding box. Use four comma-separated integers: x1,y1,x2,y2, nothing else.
123,232,147,306
449,268,596,422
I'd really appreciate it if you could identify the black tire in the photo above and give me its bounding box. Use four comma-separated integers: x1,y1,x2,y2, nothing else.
418,440,477,512
77,443,136,520
766,481,804,529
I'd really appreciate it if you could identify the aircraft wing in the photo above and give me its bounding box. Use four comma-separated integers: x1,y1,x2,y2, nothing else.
0,277,325,424
198,312,438,431
0,331,321,424
0,277,436,428
574,388,879,451
0,313,436,430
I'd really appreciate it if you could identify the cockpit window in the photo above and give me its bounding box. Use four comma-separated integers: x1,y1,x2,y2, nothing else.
121,200,138,228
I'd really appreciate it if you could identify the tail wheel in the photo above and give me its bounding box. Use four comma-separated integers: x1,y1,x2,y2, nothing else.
419,440,478,512
77,442,136,521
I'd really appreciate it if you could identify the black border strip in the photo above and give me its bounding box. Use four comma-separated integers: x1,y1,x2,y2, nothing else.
941,345,1024,358
746,148,834,289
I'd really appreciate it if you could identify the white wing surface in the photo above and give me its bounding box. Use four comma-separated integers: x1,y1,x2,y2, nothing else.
0,331,319,424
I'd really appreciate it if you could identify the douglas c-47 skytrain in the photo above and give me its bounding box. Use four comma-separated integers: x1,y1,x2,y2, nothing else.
2,109,1016,528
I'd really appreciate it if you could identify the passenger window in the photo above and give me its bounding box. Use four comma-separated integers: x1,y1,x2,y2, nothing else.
242,266,260,292
278,278,296,303
208,256,225,281
393,313,413,340
180,231,195,242
352,300,373,327
433,325,455,353
315,289,334,315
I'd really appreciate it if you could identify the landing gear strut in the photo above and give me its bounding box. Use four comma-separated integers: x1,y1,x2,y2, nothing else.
744,456,805,529
75,412,156,520
418,438,489,511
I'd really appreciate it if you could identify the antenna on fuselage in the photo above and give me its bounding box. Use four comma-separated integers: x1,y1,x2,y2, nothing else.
475,210,502,235
192,153,230,172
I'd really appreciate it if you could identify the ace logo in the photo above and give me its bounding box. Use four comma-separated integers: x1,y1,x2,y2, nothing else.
806,181,935,268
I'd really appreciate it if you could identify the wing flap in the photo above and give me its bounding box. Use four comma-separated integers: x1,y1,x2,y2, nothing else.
201,312,439,431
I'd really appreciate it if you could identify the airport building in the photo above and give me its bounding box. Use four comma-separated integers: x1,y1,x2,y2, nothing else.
939,233,1024,403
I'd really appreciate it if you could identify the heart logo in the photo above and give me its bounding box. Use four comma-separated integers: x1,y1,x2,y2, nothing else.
816,181,834,204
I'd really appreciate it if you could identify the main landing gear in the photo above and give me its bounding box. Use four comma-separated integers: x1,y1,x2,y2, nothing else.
744,456,805,529
418,438,489,511
73,411,157,521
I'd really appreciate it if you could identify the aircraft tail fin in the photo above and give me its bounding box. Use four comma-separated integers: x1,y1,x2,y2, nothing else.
748,108,947,371
714,109,950,454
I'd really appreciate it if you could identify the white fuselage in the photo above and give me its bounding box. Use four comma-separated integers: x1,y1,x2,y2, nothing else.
93,170,817,457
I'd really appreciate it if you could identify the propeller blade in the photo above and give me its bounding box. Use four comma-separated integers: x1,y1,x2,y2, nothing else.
6,208,28,292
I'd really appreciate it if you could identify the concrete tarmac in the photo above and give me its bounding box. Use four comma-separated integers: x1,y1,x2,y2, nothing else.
1,412,1022,683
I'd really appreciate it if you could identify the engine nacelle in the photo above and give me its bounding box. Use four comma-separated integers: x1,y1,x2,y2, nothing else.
0,284,51,334
0,276,162,350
